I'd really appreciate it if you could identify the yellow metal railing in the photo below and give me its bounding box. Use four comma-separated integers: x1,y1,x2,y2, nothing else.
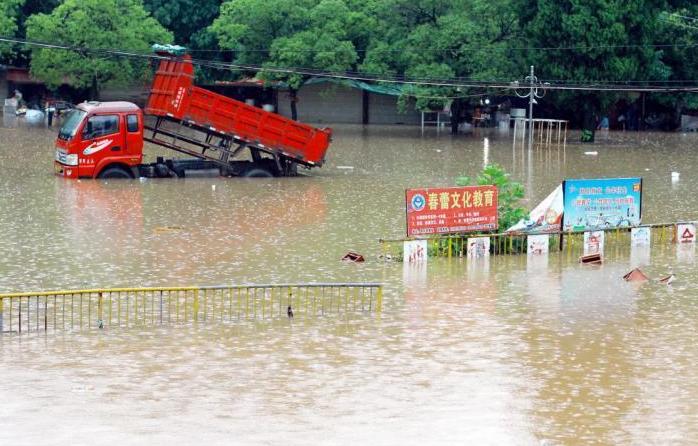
380,222,682,260
0,283,383,335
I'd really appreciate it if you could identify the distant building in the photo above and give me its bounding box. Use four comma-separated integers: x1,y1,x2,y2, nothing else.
205,77,421,125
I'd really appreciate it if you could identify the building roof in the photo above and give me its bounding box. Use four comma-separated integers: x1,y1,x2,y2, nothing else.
77,101,141,114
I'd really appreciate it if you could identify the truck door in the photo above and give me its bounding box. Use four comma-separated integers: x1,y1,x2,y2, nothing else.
78,114,123,177
125,113,144,163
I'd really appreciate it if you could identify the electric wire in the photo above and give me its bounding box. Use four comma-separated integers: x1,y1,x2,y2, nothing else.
2,35,698,94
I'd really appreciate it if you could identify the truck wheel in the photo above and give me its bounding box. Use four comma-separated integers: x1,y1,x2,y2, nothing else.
243,167,273,178
98,166,133,179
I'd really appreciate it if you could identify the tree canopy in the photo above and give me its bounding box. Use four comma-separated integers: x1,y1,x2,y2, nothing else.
143,0,222,47
210,0,373,119
2,0,698,124
360,0,521,112
25,0,172,98
0,0,23,56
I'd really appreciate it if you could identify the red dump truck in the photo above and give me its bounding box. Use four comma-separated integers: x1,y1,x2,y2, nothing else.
54,54,332,179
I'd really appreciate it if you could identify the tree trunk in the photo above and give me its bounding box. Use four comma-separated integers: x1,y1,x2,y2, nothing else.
450,99,462,134
674,99,684,131
289,87,298,121
581,99,596,143
90,75,100,101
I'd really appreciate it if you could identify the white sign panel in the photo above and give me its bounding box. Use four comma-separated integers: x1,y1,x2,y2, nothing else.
583,231,605,255
527,234,550,255
677,223,696,244
467,237,491,259
630,245,651,267
631,227,651,246
403,240,428,263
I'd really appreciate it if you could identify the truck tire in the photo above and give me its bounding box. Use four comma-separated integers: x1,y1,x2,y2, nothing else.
98,166,133,179
243,167,273,178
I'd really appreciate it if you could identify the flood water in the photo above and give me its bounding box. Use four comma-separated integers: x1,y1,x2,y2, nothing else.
2,119,698,445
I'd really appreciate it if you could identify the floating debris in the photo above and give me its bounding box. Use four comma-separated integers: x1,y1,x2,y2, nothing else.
287,305,294,318
153,226,185,234
623,268,649,282
580,253,602,264
584,151,598,156
336,166,355,170
659,273,676,285
342,251,365,262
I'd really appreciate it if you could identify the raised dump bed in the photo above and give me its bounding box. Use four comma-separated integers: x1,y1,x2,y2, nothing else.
145,55,332,168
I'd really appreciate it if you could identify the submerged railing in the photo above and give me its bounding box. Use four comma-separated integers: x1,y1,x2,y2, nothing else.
380,222,682,259
0,283,383,335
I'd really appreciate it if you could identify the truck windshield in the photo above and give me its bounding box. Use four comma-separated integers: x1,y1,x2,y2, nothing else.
58,109,87,140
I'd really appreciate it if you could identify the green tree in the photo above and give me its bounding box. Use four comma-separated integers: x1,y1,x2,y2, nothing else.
143,0,222,46
0,0,23,57
210,0,372,120
652,8,698,126
517,0,672,131
457,164,526,232
26,0,172,99
360,0,521,131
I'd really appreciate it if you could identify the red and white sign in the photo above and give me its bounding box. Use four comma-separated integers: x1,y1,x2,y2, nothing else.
406,186,498,237
677,223,696,244
583,230,605,255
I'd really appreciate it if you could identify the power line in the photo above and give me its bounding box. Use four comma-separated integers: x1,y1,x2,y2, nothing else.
187,42,698,53
1,36,698,94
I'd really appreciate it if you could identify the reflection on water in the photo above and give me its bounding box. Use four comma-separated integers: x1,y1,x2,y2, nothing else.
2,124,698,444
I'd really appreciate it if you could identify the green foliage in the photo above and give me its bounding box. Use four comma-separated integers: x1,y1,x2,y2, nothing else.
210,0,371,112
7,0,698,120
25,0,172,96
0,0,23,56
143,0,222,46
457,164,527,232
517,0,678,119
361,0,521,112
653,7,698,111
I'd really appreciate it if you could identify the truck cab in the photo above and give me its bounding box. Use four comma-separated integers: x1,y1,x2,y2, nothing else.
55,101,144,179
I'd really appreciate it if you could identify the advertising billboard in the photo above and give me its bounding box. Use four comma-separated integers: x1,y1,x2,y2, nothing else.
406,186,498,237
562,178,642,231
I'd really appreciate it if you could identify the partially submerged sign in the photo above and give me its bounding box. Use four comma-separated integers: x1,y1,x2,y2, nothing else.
677,223,696,243
403,240,428,263
631,226,651,246
527,234,550,255
508,185,563,233
405,186,498,237
583,231,605,255
467,237,491,259
563,178,642,231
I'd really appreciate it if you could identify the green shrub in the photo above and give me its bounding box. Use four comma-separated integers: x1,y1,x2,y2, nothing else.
457,164,527,232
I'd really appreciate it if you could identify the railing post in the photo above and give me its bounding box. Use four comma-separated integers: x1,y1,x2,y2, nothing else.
98,292,103,328
193,289,200,322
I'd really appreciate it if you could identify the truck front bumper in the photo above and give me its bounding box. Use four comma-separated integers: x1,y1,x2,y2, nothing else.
54,161,78,179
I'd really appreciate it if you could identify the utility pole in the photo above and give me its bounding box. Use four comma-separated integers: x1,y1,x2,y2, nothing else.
514,66,547,150
528,65,535,150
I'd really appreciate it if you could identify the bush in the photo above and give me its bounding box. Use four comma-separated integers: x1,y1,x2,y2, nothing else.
456,164,526,232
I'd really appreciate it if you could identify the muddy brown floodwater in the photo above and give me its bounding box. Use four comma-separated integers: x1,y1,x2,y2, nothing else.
1,120,698,445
